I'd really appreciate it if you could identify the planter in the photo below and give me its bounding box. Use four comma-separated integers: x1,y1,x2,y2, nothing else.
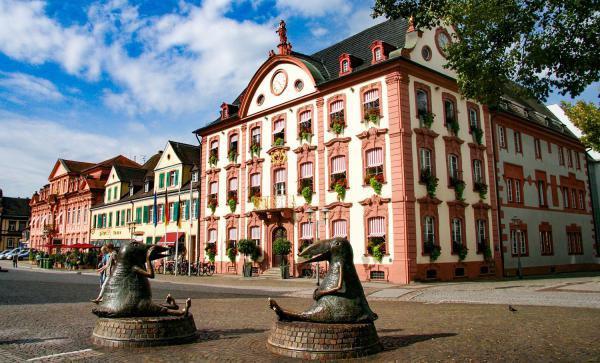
243,262,253,277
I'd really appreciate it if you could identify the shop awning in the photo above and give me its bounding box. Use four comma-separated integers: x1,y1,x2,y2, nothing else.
157,232,185,246
43,243,63,249
67,243,100,249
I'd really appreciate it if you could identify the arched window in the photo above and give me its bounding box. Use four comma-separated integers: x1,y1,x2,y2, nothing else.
209,140,219,165
299,162,313,194
473,159,483,183
365,148,383,183
448,154,459,181
273,119,285,145
420,148,432,175
298,111,312,139
417,89,429,118
228,134,239,161
249,173,261,201
332,219,347,238
330,155,347,189
228,228,237,249
274,169,286,196
451,218,462,250
330,99,345,131
424,216,435,244
250,226,261,246
468,107,479,131
342,60,349,73
444,99,456,125
363,89,380,122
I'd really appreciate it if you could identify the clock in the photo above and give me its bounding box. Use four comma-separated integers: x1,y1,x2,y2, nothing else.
435,29,451,57
271,70,288,96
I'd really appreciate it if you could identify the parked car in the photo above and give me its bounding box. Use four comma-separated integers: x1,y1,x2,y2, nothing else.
17,249,31,260
0,249,12,259
1,248,20,260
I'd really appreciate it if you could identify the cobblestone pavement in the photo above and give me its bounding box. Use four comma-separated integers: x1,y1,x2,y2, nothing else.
1,267,600,361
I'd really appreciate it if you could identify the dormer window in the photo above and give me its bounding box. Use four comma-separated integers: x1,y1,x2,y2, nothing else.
370,40,390,64
144,181,150,193
129,187,134,196
220,103,229,120
192,172,198,183
338,53,353,76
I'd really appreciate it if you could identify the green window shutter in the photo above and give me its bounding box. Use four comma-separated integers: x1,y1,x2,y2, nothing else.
174,201,179,220
136,207,141,223
146,237,152,245
185,200,190,220
107,190,111,202
127,209,131,222
143,206,149,223
159,173,165,188
108,212,112,227
93,215,97,228
114,187,118,199
122,210,126,225
166,172,171,187
116,211,120,226
175,170,179,186
194,199,199,219
154,237,161,243
162,205,165,221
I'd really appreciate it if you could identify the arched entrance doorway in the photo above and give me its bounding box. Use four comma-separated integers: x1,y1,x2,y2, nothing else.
271,226,287,267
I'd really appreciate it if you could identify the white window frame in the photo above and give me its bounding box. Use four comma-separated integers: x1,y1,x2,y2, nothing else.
420,148,432,173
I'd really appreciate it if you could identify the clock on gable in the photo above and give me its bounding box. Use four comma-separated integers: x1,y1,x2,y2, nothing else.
271,70,288,96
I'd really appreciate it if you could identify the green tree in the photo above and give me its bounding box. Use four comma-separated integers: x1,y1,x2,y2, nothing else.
373,0,600,104
561,101,600,153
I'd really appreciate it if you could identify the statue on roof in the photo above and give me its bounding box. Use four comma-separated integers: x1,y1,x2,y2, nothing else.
276,20,292,56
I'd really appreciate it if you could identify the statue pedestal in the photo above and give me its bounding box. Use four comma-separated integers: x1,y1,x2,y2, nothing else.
92,314,197,348
267,320,382,360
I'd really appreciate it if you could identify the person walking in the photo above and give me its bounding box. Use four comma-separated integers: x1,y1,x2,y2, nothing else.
97,246,108,287
12,252,18,268
91,243,117,304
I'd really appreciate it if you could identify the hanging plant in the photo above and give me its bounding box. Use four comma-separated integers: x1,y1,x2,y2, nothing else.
226,247,238,264
364,108,380,125
474,182,488,199
274,137,285,146
472,127,484,145
449,120,460,136
420,112,435,129
209,154,218,167
334,182,346,201
228,198,237,213
228,150,238,163
369,177,382,195
205,243,216,263
453,180,466,201
368,237,386,263
457,244,468,261
208,198,217,214
301,186,313,204
424,241,441,262
250,142,261,157
483,245,493,262
420,169,439,198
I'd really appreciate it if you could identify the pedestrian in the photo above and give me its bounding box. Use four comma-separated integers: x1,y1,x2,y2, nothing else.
97,246,108,287
91,243,117,304
12,252,18,268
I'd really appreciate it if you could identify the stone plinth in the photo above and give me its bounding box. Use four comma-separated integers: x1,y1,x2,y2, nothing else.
92,314,197,348
267,320,382,360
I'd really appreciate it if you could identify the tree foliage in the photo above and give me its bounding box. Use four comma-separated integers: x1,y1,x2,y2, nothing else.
561,101,600,152
373,0,600,104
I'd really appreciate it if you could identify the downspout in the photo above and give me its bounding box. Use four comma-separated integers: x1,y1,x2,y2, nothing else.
488,109,506,277
195,132,202,268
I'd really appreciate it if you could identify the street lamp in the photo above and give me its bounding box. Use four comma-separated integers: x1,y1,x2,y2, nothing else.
127,221,137,239
511,216,523,280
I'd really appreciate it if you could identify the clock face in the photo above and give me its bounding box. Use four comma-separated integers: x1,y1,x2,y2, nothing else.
271,70,287,95
436,30,451,57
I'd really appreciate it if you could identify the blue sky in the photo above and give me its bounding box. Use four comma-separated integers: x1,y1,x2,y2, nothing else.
0,0,597,198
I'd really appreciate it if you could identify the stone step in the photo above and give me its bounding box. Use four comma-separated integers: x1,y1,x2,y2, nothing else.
261,268,283,279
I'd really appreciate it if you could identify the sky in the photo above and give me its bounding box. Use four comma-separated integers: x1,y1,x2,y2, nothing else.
0,0,598,198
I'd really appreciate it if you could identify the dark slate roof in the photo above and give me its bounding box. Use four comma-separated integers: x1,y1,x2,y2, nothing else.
114,165,147,184
61,159,95,173
81,155,141,173
1,197,30,217
143,152,162,178
169,141,200,166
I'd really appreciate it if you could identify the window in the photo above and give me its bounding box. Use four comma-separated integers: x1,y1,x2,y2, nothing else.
273,119,285,145
448,154,459,181
228,228,238,249
367,216,386,255
571,189,577,209
537,180,546,206
300,222,313,241
473,159,483,183
116,210,120,226
228,177,238,202
578,191,584,210
515,180,521,203
444,99,455,125
534,138,542,159
575,152,581,169
168,170,178,187
332,219,348,238
539,230,553,255
341,60,349,73
567,149,573,167
476,219,487,252
363,89,380,121
144,181,150,193
374,47,382,61
567,230,583,255
558,146,565,165
229,134,239,160
169,203,175,222
424,216,435,244
251,127,261,149
250,226,260,246
468,107,478,131
365,148,384,183
299,162,314,193
451,218,462,251
192,199,199,219
420,148,432,174
298,110,312,138
208,182,218,208
329,100,345,130
510,229,527,256
514,131,522,153
208,228,217,245
7,238,14,248
330,155,347,189
498,126,506,148
192,172,198,183
210,140,219,164
563,187,570,208
274,169,286,196
249,173,261,201
416,89,429,118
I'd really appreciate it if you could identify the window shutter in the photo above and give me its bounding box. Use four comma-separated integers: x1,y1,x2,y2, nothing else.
166,172,171,187
159,173,165,188
121,210,125,226
143,206,149,223
93,215,97,228
174,170,179,186
108,212,112,227
174,202,179,220
195,199,199,217
185,200,190,220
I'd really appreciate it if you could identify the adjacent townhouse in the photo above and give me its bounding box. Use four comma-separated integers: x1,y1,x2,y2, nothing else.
194,19,501,283
0,189,30,250
492,97,599,275
29,156,140,250
90,141,201,262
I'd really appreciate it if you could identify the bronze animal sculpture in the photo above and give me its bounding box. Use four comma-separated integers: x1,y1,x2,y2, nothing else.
92,241,190,318
269,238,378,323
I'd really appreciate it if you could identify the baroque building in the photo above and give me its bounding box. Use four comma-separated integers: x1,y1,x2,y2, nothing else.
89,141,200,262
29,156,140,250
194,19,501,283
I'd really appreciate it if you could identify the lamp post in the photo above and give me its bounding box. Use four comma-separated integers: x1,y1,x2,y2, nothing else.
511,216,523,280
127,221,137,240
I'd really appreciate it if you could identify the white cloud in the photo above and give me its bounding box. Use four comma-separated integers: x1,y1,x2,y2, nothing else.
0,112,165,197
275,0,350,17
0,72,63,102
345,6,385,36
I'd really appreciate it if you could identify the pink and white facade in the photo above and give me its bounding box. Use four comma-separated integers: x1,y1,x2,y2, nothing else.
29,156,140,250
194,19,500,283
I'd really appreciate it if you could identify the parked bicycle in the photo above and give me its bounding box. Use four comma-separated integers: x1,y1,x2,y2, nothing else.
198,261,215,276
